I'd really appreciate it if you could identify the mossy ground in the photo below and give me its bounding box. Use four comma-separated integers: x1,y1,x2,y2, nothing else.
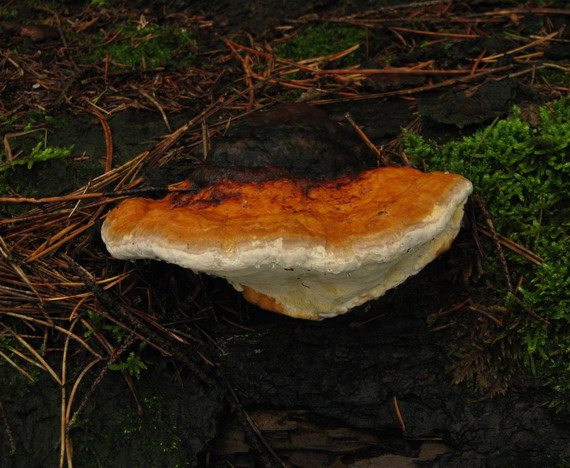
275,22,367,65
404,97,570,408
84,24,197,70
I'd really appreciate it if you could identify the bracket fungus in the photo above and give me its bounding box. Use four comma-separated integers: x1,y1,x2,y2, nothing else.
102,103,472,320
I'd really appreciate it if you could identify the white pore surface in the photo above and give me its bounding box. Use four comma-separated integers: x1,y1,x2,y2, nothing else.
102,179,472,320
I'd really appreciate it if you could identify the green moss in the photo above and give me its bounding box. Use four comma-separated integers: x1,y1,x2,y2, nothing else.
406,18,427,31
1,116,73,197
276,89,303,101
0,338,40,396
1,141,73,173
84,310,128,343
1,111,104,204
0,117,74,202
85,24,196,70
0,7,19,19
0,0,75,19
118,395,186,459
275,23,366,65
538,68,570,87
0,1,43,19
108,350,148,380
403,97,570,408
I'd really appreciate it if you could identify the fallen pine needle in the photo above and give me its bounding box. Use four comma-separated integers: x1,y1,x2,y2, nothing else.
393,395,407,433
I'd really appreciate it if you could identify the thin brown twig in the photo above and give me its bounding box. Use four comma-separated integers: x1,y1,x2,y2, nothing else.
467,305,503,327
136,87,172,132
316,67,493,75
310,65,515,104
67,333,136,429
83,104,114,173
344,112,393,166
392,395,406,433
476,223,544,266
481,31,560,62
390,27,479,38
474,194,550,325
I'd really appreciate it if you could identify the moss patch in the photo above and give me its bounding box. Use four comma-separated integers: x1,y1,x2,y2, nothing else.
403,97,570,408
275,22,366,65
85,24,196,70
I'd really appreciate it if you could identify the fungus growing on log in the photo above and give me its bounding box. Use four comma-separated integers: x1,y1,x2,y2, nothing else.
101,166,472,320
103,103,472,319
